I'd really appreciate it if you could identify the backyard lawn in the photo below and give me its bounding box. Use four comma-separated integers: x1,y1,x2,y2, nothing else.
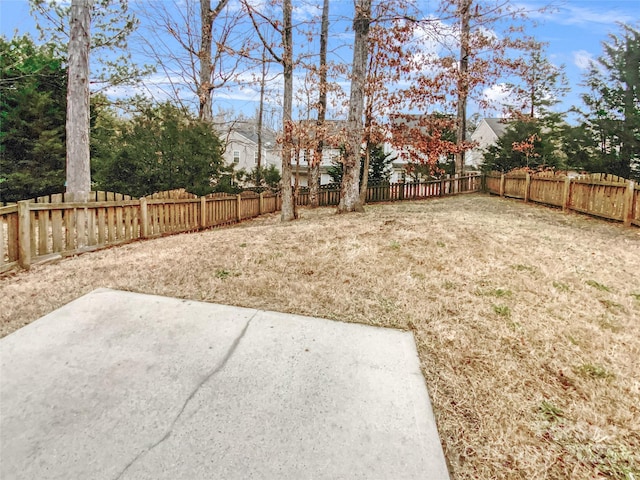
1,194,639,479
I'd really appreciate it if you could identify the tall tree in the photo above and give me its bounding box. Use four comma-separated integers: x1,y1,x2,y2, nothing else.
31,0,149,200
281,0,294,220
506,42,568,123
0,35,66,203
338,0,372,213
30,0,146,91
256,46,268,187
359,13,416,205
198,0,231,121
432,0,540,175
135,0,241,116
579,23,640,179
454,0,470,176
242,0,295,221
493,42,568,173
309,0,329,208
65,0,91,201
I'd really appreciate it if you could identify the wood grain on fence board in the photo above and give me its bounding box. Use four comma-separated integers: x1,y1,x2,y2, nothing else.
488,171,638,226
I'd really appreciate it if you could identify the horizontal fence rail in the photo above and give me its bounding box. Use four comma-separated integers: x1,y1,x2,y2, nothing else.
295,174,482,206
2,176,481,273
486,172,639,228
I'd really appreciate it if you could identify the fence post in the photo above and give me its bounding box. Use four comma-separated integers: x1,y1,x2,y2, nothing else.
140,197,149,238
236,194,242,221
562,176,571,212
499,174,505,197
200,196,207,228
18,200,31,270
259,192,264,215
524,173,531,203
622,180,635,227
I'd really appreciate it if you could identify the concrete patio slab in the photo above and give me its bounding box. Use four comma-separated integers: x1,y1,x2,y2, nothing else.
0,288,449,480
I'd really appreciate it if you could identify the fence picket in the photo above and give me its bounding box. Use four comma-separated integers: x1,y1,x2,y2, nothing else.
30,211,37,257
38,209,48,255
87,209,97,246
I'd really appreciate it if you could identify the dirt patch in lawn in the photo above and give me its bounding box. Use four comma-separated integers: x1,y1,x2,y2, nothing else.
2,194,639,479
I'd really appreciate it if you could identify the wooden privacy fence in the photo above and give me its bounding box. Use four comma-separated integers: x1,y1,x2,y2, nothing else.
0,189,281,273
1,175,482,274
296,174,482,206
486,171,639,227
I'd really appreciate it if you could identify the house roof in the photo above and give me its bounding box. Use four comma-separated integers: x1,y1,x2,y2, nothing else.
481,118,509,138
235,127,278,148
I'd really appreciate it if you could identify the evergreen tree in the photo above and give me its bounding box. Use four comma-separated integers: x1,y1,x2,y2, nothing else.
0,35,66,202
482,120,562,173
30,0,147,91
92,102,227,197
241,165,282,190
506,42,569,123
367,145,394,184
482,44,568,174
328,144,393,186
578,23,640,179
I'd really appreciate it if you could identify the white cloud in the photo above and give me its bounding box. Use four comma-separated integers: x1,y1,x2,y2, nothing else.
560,6,634,26
413,18,459,56
573,50,594,70
516,2,634,27
483,83,511,105
293,2,320,22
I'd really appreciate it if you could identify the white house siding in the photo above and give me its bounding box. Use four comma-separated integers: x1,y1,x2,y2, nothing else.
221,130,280,173
466,118,509,168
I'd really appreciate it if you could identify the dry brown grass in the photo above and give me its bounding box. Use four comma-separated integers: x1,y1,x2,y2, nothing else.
2,194,639,479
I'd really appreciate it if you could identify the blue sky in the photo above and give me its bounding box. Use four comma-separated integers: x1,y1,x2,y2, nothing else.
510,0,639,119
1,0,639,122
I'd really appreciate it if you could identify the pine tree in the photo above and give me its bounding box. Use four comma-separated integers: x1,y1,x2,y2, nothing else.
579,24,640,179
482,121,562,173
0,35,66,202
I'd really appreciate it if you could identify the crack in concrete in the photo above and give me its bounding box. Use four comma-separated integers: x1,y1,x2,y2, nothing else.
113,312,257,480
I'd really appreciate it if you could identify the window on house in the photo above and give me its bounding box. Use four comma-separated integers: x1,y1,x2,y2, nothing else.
254,151,259,164
233,151,240,164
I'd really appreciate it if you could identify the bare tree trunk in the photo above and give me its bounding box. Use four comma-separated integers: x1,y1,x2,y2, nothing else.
66,0,92,202
256,47,267,187
310,0,329,208
455,0,471,176
293,146,300,219
359,142,370,205
309,159,320,205
338,0,371,213
199,0,230,122
359,38,380,205
199,0,213,121
280,0,295,221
